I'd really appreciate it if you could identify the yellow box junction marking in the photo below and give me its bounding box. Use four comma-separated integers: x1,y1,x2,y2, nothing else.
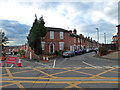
6,68,13,79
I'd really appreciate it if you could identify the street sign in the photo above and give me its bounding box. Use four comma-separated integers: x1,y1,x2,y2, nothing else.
5,56,17,67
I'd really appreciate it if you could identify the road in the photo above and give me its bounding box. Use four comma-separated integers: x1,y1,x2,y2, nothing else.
1,52,120,89
55,52,118,68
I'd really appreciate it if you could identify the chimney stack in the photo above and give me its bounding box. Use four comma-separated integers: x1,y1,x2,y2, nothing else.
69,30,72,33
73,29,77,34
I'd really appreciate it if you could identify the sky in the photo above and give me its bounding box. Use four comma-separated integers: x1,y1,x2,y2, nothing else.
0,0,119,46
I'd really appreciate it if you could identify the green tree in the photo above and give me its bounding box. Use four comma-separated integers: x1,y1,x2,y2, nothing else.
27,15,47,55
1,32,8,50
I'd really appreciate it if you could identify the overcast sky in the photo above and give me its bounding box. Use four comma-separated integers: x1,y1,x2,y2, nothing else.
0,0,119,46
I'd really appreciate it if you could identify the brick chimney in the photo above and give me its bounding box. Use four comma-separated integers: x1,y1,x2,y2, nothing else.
73,29,77,34
80,34,84,38
69,30,72,33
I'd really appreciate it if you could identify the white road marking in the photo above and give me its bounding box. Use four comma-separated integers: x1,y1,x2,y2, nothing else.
53,59,56,68
82,61,96,67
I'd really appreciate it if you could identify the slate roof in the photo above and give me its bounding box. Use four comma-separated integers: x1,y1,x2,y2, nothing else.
46,27,69,32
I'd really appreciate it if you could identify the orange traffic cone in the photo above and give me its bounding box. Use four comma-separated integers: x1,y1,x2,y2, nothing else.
18,57,21,67
46,56,49,63
43,56,45,62
0,61,1,67
0,57,1,66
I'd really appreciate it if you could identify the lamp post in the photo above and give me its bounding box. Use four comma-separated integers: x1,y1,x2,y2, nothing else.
96,28,99,47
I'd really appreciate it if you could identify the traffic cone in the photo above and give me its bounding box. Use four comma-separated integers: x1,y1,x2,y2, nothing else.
18,57,21,67
0,57,2,66
43,56,45,62
46,56,49,63
0,61,1,67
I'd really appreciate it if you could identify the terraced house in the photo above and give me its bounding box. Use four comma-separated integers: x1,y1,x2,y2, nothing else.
22,27,98,59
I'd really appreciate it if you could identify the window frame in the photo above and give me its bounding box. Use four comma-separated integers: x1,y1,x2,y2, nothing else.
41,42,45,50
60,32,63,39
50,31,54,39
59,42,64,50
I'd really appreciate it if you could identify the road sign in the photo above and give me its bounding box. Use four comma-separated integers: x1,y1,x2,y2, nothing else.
5,56,17,67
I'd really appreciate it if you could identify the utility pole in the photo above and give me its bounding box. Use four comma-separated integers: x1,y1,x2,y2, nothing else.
104,33,106,44
96,28,99,47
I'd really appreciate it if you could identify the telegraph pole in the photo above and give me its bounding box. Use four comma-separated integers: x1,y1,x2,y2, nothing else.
96,28,99,47
104,33,106,44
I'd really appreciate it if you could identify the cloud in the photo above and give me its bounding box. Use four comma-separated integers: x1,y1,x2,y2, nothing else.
0,20,30,46
0,0,119,45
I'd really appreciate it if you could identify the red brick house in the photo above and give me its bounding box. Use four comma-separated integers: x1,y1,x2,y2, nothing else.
116,25,120,50
22,27,98,59
112,35,118,44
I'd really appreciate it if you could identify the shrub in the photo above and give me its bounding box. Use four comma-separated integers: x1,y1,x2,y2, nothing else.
2,52,6,57
19,50,25,56
99,47,108,55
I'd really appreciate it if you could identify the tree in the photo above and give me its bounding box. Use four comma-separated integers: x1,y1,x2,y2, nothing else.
27,15,47,55
1,32,8,50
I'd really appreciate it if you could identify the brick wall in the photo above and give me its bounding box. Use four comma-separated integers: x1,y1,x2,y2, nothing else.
118,25,120,50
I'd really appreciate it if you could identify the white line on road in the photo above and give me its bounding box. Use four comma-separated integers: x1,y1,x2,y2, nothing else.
53,59,56,68
82,61,96,68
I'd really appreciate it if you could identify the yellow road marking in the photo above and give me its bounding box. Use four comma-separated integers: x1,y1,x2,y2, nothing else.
72,70,103,78
0,83,15,88
1,76,120,80
48,69,72,76
33,68,57,78
6,68,13,79
90,68,116,78
1,80,120,83
65,82,81,88
15,82,25,90
2,69,35,76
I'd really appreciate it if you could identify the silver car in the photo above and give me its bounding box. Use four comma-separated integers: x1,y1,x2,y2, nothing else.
62,51,75,57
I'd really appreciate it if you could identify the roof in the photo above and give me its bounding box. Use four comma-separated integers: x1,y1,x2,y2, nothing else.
46,27,69,32
113,35,118,38
116,24,120,27
69,33,84,39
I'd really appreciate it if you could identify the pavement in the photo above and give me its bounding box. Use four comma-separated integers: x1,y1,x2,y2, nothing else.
94,51,119,61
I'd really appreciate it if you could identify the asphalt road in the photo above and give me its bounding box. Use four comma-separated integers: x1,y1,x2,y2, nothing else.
55,52,118,68
1,52,120,89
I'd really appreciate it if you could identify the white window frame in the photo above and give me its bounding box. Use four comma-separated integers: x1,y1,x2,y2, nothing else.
78,38,80,43
77,45,80,50
60,32,63,39
50,31,54,39
59,42,64,50
41,42,45,50
81,39,82,44
74,37,76,43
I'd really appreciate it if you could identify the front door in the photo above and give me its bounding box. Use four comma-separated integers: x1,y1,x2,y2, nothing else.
49,43,54,53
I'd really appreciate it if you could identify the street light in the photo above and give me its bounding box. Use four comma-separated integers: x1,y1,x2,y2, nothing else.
96,28,99,47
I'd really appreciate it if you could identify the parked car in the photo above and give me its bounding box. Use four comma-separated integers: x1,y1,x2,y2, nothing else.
86,48,91,53
62,51,75,57
75,49,82,55
81,48,86,54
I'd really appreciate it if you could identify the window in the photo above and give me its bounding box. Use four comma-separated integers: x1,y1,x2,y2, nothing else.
78,38,80,43
74,37,76,43
60,32,63,39
50,31,54,39
84,40,85,43
41,37,45,39
41,42,45,50
81,39,82,44
59,42,64,50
